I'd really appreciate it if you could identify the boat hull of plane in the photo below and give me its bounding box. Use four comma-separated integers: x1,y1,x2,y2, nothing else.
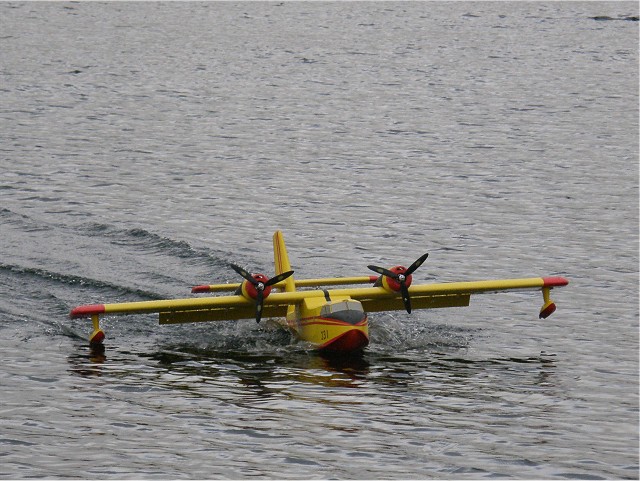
297,317,369,352
289,298,370,353
321,327,369,352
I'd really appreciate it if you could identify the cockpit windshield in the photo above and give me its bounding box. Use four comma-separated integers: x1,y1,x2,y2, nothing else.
320,300,366,325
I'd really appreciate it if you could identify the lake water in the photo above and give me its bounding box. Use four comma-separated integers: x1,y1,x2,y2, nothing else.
1,1,638,479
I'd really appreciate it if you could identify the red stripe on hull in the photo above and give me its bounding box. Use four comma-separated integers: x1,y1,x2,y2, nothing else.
299,317,367,327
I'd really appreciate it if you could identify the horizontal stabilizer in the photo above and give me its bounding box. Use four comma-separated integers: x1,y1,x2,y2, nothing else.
192,276,378,293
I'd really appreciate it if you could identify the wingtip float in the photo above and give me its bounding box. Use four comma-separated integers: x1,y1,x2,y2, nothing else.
70,231,568,353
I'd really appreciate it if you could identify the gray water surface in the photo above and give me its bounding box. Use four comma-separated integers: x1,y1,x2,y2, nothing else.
1,2,638,479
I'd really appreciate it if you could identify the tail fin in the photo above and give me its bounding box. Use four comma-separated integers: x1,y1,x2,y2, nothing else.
273,230,296,293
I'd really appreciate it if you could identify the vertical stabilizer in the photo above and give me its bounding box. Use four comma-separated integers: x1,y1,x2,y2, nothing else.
273,230,296,292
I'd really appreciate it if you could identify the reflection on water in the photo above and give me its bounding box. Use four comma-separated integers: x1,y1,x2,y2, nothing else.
67,333,558,395
58,326,581,479
67,343,107,377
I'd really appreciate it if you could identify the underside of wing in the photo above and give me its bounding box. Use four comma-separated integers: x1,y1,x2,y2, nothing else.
159,304,289,324
360,294,470,312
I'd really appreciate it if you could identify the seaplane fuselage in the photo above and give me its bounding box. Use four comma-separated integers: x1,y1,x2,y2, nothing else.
287,296,369,352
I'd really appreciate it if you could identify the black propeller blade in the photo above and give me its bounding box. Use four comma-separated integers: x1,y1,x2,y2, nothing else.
367,252,429,314
229,263,294,323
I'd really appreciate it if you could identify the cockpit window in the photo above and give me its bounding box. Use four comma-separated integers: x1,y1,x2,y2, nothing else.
321,300,366,325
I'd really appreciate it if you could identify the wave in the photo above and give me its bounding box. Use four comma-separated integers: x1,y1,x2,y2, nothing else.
590,15,638,21
0,262,164,300
2,207,234,291
0,207,53,232
75,222,232,266
2,208,231,267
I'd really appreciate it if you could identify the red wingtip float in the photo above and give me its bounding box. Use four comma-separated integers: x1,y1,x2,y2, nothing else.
70,231,568,354
538,277,567,319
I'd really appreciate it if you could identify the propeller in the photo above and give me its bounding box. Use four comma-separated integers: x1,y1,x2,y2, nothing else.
229,263,294,323
367,252,429,314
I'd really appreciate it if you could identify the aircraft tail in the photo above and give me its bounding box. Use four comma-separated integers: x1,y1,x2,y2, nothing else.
273,230,296,292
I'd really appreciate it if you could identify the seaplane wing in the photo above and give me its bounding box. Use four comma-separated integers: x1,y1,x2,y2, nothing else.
70,294,290,325
70,275,566,323
323,276,569,314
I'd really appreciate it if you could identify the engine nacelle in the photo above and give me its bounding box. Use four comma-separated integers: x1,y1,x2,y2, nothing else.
239,273,273,300
380,265,413,292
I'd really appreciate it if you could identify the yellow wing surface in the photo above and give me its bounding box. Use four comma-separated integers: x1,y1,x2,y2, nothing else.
70,276,568,324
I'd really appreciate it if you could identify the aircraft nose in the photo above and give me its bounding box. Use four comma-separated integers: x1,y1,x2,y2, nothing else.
321,329,369,353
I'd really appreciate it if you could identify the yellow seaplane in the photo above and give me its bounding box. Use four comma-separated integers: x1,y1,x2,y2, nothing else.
70,231,568,353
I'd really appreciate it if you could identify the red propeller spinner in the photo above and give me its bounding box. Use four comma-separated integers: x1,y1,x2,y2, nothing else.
229,263,294,323
367,252,429,314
